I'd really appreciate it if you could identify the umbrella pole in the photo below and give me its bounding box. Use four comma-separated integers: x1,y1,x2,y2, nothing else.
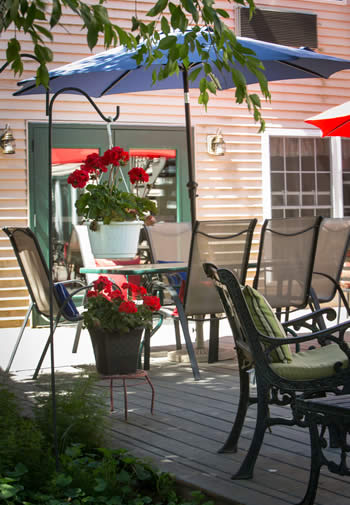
182,69,197,228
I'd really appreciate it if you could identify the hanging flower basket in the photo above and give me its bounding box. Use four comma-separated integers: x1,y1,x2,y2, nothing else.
87,220,143,259
89,326,144,375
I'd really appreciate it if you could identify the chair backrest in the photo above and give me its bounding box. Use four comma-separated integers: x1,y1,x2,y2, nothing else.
3,227,60,318
202,264,257,368
311,217,350,303
144,222,192,263
66,225,98,284
253,216,322,310
184,219,257,315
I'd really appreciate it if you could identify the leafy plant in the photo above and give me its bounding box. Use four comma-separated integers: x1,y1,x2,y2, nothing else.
0,388,54,487
2,0,270,130
84,276,161,333
67,147,157,227
34,374,108,453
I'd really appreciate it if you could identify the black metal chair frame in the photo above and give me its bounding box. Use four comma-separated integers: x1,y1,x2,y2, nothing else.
3,227,86,379
204,263,350,480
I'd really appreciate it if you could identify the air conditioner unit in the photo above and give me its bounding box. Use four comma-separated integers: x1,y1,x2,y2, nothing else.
236,7,318,49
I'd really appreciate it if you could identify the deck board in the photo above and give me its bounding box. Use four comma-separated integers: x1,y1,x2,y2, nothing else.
96,360,350,505
3,358,350,505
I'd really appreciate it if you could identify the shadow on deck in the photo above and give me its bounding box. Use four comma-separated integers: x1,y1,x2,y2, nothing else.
2,351,350,505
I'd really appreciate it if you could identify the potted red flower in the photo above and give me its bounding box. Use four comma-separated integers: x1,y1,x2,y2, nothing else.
67,146,157,258
84,275,161,375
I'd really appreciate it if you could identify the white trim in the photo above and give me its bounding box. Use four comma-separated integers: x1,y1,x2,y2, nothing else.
261,132,272,219
331,137,344,217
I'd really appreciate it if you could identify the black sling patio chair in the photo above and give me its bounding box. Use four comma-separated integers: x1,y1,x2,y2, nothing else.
145,219,257,368
204,263,350,481
253,216,322,321
310,217,350,322
3,227,86,379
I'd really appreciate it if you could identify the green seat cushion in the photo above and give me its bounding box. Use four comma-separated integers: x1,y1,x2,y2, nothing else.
242,285,292,363
270,344,349,380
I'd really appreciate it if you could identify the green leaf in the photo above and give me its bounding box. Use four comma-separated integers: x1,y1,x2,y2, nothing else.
161,16,170,35
36,63,49,88
147,0,168,17
10,0,20,20
50,0,62,27
158,35,177,50
199,77,207,92
216,8,229,18
34,24,54,40
188,66,201,82
87,24,98,50
6,38,20,61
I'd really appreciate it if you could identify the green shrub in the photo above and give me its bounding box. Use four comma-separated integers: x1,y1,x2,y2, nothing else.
0,388,54,487
0,446,214,505
34,374,108,453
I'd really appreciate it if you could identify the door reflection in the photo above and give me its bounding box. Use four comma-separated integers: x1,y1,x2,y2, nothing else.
51,147,178,282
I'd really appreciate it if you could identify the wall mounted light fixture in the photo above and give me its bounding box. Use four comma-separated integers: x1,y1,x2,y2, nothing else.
0,124,16,154
207,129,225,156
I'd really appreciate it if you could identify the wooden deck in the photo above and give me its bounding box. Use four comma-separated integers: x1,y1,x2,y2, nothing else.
3,355,350,505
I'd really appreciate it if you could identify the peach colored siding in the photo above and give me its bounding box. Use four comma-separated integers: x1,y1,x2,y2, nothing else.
1,0,350,325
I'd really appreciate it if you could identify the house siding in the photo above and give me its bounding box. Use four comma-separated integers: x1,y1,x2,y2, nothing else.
0,0,350,325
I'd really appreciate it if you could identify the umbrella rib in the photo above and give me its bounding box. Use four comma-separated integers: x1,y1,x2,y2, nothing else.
277,59,325,78
101,69,132,96
324,117,350,136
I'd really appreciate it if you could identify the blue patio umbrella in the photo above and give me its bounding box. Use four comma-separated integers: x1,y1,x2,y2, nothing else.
15,28,350,224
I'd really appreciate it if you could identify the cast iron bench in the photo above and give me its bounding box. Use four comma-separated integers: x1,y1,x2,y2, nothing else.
295,394,350,505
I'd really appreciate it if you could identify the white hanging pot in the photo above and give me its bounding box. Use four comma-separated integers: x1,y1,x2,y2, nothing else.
87,221,143,259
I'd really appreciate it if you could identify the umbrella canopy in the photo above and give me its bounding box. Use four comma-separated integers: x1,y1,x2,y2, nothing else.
15,31,350,97
15,29,350,225
305,101,350,137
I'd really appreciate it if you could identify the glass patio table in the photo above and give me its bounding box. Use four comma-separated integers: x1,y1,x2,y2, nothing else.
79,262,196,375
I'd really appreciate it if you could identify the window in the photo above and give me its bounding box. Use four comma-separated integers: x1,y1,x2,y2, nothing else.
236,7,318,48
269,136,331,218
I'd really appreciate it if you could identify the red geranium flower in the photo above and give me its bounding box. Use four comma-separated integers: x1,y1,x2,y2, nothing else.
143,295,161,312
119,300,138,314
128,167,149,184
101,146,129,167
81,153,108,173
110,289,124,300
93,275,113,293
87,290,98,298
67,169,90,188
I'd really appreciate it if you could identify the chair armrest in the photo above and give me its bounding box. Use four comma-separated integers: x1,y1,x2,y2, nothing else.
260,318,350,362
282,307,337,334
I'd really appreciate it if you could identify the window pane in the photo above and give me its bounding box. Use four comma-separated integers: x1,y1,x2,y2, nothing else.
272,209,284,218
286,173,299,191
318,194,331,206
302,194,315,206
302,173,315,191
270,137,284,172
301,209,315,217
318,173,330,191
287,194,300,206
285,138,299,171
300,138,314,171
285,209,299,217
316,138,330,172
271,194,284,206
271,173,284,192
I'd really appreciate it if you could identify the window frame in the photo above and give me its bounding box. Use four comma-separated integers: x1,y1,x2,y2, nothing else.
262,129,343,220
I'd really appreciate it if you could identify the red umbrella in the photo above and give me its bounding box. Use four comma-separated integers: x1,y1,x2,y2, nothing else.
305,100,350,137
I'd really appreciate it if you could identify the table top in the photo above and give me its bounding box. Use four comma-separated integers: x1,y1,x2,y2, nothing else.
80,262,188,275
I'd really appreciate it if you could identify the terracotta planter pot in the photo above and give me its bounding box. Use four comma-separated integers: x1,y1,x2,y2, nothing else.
89,326,144,375
87,221,143,259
